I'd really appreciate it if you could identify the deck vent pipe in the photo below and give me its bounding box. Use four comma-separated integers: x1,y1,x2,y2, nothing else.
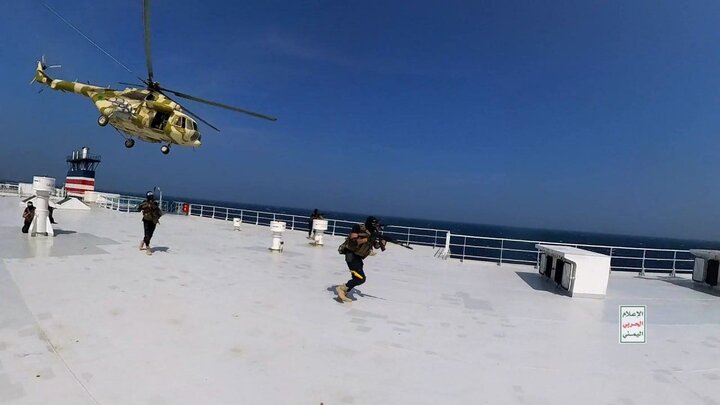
30,176,55,237
269,221,286,251
311,219,328,246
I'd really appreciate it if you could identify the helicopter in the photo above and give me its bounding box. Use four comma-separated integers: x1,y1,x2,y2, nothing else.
32,1,276,155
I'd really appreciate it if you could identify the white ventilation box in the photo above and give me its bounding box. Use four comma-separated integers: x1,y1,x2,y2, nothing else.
690,250,720,288
536,244,611,298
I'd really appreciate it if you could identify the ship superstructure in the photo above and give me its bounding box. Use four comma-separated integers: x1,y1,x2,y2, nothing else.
65,146,101,198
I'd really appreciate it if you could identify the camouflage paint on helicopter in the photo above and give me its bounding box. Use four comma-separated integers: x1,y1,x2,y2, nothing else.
34,62,201,151
35,0,276,155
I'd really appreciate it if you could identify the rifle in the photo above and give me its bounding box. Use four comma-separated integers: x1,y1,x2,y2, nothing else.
369,226,413,251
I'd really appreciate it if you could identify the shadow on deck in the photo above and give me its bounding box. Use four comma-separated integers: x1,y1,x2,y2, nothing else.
514,271,569,297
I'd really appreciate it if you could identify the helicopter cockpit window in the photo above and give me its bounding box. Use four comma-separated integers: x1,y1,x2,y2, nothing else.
173,116,186,128
185,118,195,130
191,121,198,131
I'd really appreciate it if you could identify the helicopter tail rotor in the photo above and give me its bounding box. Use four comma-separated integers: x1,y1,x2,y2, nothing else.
30,60,46,85
39,55,62,70
30,55,61,86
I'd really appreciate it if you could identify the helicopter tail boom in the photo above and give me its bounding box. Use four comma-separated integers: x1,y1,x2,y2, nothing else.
32,59,106,97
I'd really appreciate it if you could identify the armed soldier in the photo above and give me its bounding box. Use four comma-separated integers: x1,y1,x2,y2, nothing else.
308,209,323,239
335,216,383,302
137,191,162,255
335,216,412,302
21,201,36,234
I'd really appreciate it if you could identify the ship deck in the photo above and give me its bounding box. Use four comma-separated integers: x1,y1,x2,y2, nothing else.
1,195,719,404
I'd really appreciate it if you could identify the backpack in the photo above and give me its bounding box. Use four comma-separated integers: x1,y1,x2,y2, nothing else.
337,240,349,255
337,224,373,257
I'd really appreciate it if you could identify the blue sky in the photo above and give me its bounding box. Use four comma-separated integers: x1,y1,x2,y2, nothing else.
2,0,720,239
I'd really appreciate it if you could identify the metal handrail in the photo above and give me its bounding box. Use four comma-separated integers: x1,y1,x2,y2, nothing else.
96,195,171,213
0,182,20,195
0,182,66,198
450,232,690,253
176,201,452,249
92,195,697,275
447,233,694,275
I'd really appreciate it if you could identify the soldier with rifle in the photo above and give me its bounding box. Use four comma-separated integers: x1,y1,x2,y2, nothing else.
335,216,412,302
137,191,163,255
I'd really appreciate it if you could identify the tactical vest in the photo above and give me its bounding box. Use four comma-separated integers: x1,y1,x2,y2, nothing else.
340,224,374,258
141,201,162,223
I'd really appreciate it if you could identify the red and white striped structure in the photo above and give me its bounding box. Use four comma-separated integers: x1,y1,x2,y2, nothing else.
65,176,96,198
65,147,101,199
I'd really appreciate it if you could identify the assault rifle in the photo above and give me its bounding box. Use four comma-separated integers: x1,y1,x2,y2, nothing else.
368,226,413,251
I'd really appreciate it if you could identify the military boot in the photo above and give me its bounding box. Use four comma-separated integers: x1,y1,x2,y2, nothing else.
336,285,352,302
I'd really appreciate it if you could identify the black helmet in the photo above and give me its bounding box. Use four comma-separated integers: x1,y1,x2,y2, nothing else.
365,216,379,231
146,191,154,200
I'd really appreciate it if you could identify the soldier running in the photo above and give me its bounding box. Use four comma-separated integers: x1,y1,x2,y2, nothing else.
335,216,386,302
137,191,162,255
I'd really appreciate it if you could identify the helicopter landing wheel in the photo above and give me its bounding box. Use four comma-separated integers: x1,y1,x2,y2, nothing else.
160,145,170,155
98,115,109,127
124,138,135,148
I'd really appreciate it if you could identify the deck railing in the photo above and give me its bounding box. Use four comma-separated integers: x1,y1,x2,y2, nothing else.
0,182,66,198
92,195,694,275
0,182,20,195
172,201,451,250
97,195,172,213
448,234,694,276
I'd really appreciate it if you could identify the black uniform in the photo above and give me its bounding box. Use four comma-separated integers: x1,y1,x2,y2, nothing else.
49,206,57,224
138,199,162,246
344,224,369,291
21,206,35,234
308,209,321,237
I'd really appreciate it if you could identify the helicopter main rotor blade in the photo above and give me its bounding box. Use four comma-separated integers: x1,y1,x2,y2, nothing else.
156,90,220,131
143,0,154,84
119,81,148,88
43,3,134,75
158,86,277,122
182,107,221,132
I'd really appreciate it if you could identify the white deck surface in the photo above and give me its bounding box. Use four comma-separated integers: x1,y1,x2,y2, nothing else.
1,195,720,404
